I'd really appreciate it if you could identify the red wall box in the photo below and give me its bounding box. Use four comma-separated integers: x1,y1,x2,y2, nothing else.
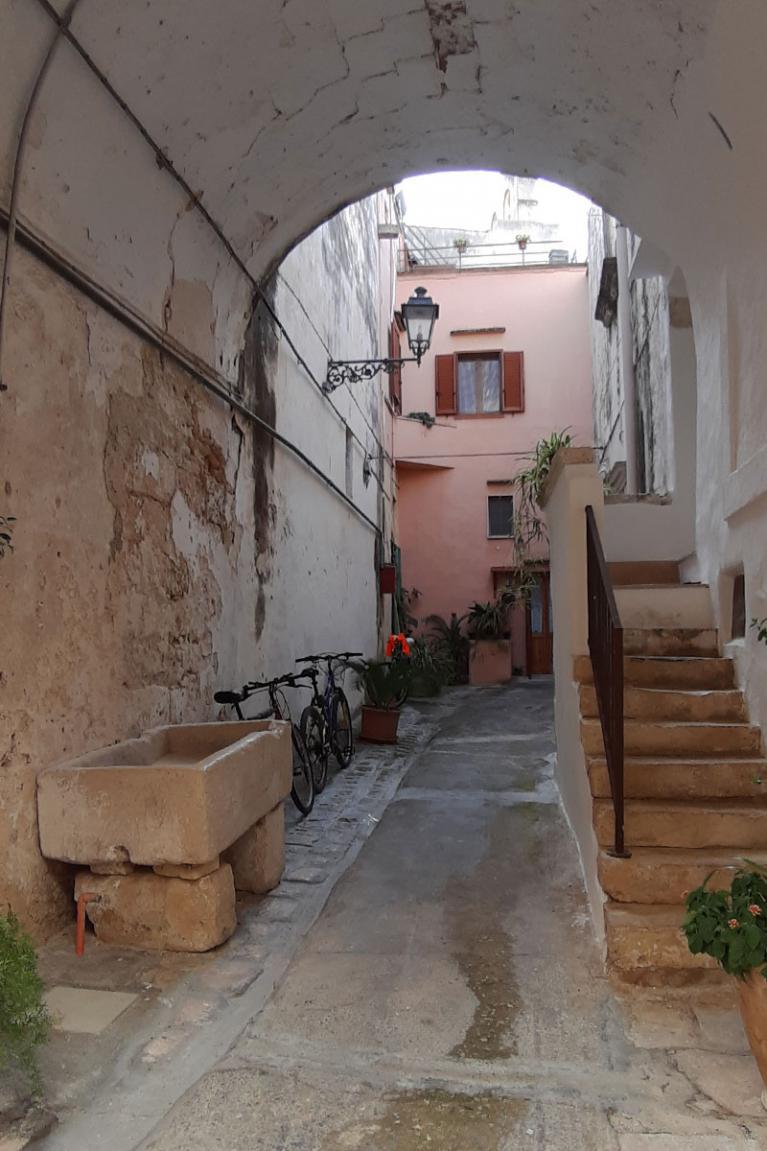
379,564,397,595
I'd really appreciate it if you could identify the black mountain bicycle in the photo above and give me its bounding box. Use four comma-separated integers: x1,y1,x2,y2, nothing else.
296,651,361,789
214,671,315,815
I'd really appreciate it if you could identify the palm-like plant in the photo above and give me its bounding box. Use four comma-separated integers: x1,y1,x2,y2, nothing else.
466,590,515,640
424,612,469,684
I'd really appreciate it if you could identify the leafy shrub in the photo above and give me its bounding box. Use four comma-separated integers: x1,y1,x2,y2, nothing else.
352,658,411,710
683,866,767,978
466,590,515,640
0,913,50,1089
424,612,469,684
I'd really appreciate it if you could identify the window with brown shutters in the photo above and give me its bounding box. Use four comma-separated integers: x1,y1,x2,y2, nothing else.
435,350,525,417
502,351,525,412
389,321,402,413
435,354,457,415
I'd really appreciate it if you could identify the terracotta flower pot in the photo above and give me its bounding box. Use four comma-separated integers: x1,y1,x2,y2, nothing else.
737,971,767,1108
469,638,512,685
360,706,400,744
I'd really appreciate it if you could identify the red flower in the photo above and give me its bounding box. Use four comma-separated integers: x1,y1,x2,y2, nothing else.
728,918,740,929
749,904,763,917
386,633,411,658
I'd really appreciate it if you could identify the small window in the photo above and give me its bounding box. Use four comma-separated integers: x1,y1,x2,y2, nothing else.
457,353,502,414
488,494,514,538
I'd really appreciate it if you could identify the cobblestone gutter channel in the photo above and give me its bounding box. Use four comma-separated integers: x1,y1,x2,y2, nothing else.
32,696,458,1151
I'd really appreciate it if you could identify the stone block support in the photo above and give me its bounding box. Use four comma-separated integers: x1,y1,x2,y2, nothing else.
74,864,237,952
223,804,285,895
539,447,607,946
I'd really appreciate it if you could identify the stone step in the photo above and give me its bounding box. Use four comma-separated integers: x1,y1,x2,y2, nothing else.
580,684,746,723
588,755,767,800
623,628,719,657
605,903,723,983
594,798,767,849
574,653,735,690
615,584,713,630
581,717,762,757
608,560,680,586
599,847,767,904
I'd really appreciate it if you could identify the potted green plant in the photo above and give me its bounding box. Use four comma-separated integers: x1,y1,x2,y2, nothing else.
683,865,767,1106
354,658,412,743
466,590,514,685
409,637,449,698
424,612,469,685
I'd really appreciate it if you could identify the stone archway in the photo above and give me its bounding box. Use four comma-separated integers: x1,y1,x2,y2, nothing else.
3,0,767,933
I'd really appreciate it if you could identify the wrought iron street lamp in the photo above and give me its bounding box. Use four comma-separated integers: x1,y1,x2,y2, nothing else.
324,287,439,393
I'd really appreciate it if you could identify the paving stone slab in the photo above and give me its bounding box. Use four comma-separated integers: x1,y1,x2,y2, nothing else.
45,986,138,1034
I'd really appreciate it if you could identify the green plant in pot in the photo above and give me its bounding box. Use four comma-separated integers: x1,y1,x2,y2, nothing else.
466,590,515,685
353,658,412,744
424,612,469,685
683,864,767,1106
409,637,449,698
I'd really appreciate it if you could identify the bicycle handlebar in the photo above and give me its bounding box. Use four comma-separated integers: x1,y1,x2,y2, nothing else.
215,669,313,706
296,650,363,664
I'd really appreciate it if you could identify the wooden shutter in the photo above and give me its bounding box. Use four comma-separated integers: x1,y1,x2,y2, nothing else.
389,322,402,413
502,351,525,412
435,354,456,415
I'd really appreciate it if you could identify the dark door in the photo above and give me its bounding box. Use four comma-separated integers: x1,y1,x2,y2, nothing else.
526,570,553,675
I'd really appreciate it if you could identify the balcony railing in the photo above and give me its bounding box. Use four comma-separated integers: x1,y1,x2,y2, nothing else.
397,238,574,274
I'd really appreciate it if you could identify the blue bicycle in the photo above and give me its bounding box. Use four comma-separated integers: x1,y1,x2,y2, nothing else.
296,651,361,792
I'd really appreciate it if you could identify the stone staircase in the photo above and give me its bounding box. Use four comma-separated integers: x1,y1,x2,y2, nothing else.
576,561,767,985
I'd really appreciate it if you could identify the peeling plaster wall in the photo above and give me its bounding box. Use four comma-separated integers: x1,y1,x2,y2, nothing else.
0,193,394,936
588,210,675,495
1,247,258,934
587,207,697,562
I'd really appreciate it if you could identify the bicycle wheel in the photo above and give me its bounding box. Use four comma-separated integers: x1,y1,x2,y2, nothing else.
300,704,328,793
290,725,315,815
331,689,354,768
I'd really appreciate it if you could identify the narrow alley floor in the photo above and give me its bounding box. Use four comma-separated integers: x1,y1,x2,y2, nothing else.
34,684,767,1150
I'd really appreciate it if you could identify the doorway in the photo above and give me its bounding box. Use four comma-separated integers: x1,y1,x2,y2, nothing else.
526,569,553,675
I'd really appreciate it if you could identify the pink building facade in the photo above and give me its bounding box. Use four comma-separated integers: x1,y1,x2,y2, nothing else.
394,264,594,675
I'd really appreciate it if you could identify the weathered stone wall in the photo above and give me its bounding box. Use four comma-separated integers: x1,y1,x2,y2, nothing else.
588,208,675,496
0,193,394,937
588,210,624,483
631,277,674,495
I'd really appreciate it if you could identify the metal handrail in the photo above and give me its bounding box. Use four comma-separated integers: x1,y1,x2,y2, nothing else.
585,505,628,857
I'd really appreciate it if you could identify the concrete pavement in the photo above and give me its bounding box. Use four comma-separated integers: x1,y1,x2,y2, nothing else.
138,682,766,1150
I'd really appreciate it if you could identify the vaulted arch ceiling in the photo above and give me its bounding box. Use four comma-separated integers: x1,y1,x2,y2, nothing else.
2,0,766,413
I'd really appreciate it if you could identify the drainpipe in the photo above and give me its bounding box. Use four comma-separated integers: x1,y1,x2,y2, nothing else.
616,225,639,495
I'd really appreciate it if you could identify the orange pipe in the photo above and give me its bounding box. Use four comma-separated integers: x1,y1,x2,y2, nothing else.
75,892,97,956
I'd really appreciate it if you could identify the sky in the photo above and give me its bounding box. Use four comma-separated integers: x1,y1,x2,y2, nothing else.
397,171,593,261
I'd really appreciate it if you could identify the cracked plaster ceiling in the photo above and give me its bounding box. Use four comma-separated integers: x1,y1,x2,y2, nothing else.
1,0,763,332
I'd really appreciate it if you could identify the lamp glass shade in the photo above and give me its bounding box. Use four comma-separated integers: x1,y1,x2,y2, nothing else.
400,287,439,361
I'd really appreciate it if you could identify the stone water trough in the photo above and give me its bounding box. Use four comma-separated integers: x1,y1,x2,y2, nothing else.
37,721,292,952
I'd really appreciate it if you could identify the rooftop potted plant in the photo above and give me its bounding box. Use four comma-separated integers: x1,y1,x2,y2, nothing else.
353,651,412,744
683,864,767,1107
466,590,515,685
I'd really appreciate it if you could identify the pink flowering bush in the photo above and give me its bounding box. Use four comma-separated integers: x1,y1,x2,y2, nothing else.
684,865,767,978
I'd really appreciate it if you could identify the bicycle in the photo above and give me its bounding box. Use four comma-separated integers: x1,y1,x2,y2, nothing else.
296,651,361,787
214,671,315,815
